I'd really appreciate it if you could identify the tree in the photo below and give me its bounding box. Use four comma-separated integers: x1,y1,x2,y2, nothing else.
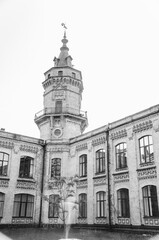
44,175,79,235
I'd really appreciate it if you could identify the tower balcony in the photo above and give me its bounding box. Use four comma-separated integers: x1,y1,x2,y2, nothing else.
34,107,87,122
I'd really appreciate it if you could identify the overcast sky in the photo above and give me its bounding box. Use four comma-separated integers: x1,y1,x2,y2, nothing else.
0,0,159,138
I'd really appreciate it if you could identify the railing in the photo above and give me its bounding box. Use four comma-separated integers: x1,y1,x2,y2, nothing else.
35,107,87,119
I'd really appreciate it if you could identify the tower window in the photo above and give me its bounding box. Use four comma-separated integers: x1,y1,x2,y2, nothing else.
72,72,76,78
58,71,63,76
55,100,62,113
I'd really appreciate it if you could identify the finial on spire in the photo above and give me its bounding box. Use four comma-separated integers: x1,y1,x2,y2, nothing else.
61,23,67,38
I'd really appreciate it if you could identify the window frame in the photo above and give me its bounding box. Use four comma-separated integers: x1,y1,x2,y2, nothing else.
19,156,34,179
51,158,61,179
13,194,34,218
117,188,130,218
142,185,159,217
0,152,9,176
96,191,106,218
115,143,127,170
96,149,105,174
0,192,5,218
139,135,154,165
48,194,59,218
79,154,87,178
79,193,87,218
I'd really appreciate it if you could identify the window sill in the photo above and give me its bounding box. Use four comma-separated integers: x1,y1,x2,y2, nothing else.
139,161,155,168
115,167,128,172
17,178,35,183
143,216,159,219
0,176,10,180
93,174,106,179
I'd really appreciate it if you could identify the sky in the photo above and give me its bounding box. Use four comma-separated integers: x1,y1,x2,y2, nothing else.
0,0,159,138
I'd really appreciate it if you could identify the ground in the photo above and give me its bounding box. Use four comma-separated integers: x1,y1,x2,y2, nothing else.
0,227,159,240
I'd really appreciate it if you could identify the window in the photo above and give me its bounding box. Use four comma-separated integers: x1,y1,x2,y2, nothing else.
0,152,9,176
48,74,50,78
79,193,87,218
139,136,154,164
116,143,127,169
72,72,76,78
13,194,34,218
55,100,62,113
117,188,130,218
79,154,87,177
142,185,159,217
51,158,61,179
0,193,5,218
48,194,59,218
96,149,105,174
96,191,106,217
19,156,34,178
58,71,63,76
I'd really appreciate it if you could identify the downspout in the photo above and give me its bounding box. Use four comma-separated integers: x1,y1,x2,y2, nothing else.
106,125,111,230
39,141,46,227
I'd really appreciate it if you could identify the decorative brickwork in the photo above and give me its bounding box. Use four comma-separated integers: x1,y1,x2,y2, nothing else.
77,179,87,188
144,218,159,226
16,180,36,189
111,129,127,140
113,171,129,183
118,218,131,225
92,136,106,146
77,218,87,224
20,145,38,153
12,218,33,224
0,140,14,149
133,120,153,133
93,176,106,186
48,147,69,152
76,143,87,151
0,179,9,187
49,218,59,224
95,217,107,224
137,166,157,180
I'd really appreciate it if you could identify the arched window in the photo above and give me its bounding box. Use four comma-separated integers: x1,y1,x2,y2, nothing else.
0,152,9,176
51,158,61,179
0,192,5,218
19,156,34,178
117,188,130,217
13,194,34,218
96,191,106,217
139,136,154,164
96,149,105,174
79,154,87,177
142,185,159,217
79,193,87,218
115,143,127,169
48,194,59,218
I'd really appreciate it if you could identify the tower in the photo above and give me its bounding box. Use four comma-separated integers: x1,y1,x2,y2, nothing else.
35,30,88,141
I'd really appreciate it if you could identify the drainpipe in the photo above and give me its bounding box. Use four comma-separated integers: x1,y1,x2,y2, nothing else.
106,125,111,230
39,142,46,227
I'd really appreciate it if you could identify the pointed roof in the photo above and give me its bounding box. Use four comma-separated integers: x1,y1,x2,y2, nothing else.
54,31,73,68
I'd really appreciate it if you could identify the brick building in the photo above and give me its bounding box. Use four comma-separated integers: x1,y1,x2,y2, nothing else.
0,31,159,229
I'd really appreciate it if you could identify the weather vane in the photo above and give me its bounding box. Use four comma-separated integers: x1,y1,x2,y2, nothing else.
61,23,67,29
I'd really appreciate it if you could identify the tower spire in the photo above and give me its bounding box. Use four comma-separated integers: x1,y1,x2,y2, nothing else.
54,23,73,67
